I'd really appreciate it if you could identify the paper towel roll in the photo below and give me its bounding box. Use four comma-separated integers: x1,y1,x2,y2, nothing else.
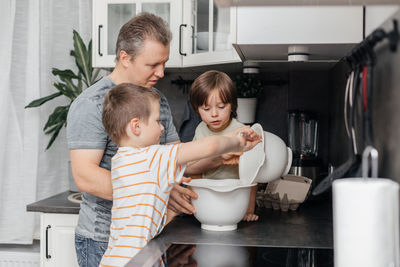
333,178,400,267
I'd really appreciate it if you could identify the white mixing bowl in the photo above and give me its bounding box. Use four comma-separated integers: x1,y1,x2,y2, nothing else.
184,179,256,231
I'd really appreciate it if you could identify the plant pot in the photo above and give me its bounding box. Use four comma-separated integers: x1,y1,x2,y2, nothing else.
237,97,257,124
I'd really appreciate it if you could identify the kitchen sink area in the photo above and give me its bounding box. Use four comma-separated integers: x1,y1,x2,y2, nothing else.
67,192,82,204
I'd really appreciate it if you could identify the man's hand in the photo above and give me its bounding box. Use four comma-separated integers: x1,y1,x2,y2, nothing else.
168,179,198,215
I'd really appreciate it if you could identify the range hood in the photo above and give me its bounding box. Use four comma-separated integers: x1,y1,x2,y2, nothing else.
232,43,358,62
232,6,364,62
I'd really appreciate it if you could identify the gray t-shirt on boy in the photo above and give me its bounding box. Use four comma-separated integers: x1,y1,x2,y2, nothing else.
66,76,179,242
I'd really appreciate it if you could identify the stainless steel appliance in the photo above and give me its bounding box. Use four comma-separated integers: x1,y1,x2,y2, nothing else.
288,110,320,186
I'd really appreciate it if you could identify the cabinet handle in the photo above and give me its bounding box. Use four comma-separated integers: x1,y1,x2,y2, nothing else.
98,25,103,57
191,26,195,54
179,24,187,56
45,225,51,259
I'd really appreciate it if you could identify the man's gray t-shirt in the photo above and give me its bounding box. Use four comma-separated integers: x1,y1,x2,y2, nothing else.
66,76,179,242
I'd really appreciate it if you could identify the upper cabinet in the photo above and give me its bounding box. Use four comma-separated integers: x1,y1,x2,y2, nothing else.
233,6,364,62
180,0,240,67
92,0,239,68
92,0,182,68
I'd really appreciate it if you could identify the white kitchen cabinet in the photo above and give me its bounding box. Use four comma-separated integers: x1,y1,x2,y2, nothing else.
40,213,79,267
233,6,364,61
92,0,182,68
180,0,240,67
92,0,239,68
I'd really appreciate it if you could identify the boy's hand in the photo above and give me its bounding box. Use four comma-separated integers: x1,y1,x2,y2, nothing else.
242,212,259,222
237,127,261,152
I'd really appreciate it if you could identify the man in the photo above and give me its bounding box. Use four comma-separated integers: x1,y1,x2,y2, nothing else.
67,13,202,266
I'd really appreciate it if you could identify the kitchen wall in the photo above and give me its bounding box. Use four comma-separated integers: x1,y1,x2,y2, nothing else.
329,10,400,181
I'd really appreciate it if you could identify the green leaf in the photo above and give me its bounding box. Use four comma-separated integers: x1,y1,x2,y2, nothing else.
235,73,263,98
91,68,101,85
25,92,63,108
43,106,69,131
53,82,75,100
88,40,93,85
72,30,91,87
45,123,64,150
76,75,83,96
52,68,79,80
60,77,79,98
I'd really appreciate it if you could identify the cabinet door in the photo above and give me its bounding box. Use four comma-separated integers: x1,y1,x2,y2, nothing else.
92,0,182,68
181,0,240,67
40,213,79,267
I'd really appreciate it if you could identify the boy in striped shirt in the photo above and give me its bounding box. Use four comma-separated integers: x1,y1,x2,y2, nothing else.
100,83,260,266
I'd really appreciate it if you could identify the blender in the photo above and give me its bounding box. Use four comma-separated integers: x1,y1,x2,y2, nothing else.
287,110,320,186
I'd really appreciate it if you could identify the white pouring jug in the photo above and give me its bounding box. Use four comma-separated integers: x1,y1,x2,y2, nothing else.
239,123,292,184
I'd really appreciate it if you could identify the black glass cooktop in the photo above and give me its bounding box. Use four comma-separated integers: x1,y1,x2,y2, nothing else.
163,243,333,267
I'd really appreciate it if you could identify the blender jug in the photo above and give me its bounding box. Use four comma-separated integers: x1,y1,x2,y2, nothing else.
288,110,320,184
288,110,319,159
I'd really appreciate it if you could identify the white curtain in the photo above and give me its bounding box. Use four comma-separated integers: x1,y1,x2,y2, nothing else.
0,0,92,244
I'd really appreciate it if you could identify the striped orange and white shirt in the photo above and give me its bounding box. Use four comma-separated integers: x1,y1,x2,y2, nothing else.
100,144,186,267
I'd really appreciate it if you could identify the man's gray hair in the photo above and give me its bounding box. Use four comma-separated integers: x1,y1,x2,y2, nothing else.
115,12,172,61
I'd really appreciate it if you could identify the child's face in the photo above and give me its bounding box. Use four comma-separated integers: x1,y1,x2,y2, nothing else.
141,100,164,146
198,89,232,132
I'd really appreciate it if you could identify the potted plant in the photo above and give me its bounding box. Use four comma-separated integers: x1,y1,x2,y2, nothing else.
25,30,100,149
234,63,263,124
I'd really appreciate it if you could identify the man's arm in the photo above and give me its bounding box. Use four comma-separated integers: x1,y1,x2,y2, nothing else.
70,149,113,200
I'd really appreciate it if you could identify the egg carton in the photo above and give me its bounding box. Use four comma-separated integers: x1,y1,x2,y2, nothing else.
256,175,312,211
256,191,301,211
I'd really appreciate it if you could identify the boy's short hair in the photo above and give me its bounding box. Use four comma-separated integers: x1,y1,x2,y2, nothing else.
102,83,160,145
115,12,172,61
189,70,237,118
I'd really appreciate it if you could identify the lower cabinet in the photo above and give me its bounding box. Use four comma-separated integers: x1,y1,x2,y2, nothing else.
40,213,79,267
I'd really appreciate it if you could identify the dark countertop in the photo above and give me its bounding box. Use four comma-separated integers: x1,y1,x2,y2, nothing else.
128,199,333,267
25,191,333,266
26,190,80,214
